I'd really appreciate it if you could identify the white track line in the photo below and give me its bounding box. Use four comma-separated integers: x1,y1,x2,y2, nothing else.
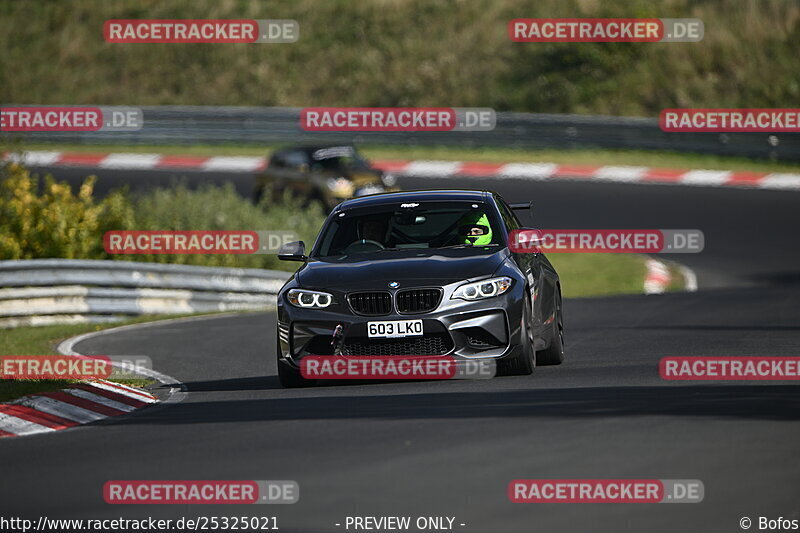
0,315,205,438
56,314,248,406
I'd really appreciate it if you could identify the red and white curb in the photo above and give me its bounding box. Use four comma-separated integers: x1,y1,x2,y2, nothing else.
643,257,699,295
0,315,199,439
0,379,156,438
644,259,672,295
3,151,269,173
377,160,800,190
4,151,800,191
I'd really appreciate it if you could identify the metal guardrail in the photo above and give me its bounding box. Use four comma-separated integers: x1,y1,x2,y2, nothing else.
7,106,800,162
0,259,289,328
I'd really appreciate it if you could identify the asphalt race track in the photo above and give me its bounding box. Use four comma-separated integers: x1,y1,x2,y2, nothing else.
2,165,800,532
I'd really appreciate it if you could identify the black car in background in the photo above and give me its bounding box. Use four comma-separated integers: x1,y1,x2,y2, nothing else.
255,144,395,210
275,189,564,387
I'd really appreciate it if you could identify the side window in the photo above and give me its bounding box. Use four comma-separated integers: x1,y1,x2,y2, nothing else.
311,157,344,172
496,198,520,231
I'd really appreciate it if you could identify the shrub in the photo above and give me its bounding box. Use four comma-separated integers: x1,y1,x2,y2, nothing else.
0,163,132,260
128,181,325,269
0,164,326,271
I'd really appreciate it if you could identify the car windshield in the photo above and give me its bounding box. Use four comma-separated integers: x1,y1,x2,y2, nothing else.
312,201,502,258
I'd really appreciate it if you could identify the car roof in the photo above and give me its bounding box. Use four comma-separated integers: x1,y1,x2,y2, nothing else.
335,189,492,210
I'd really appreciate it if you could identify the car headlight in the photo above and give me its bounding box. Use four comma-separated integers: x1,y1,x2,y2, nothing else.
382,172,397,187
287,289,333,308
452,277,512,301
326,177,354,196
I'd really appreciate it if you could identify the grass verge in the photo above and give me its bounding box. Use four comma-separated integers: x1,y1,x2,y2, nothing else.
0,313,210,403
550,253,669,299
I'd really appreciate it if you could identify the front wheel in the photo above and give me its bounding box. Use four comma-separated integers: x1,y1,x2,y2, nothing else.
499,293,536,376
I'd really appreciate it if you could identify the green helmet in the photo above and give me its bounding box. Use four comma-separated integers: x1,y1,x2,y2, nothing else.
459,212,493,245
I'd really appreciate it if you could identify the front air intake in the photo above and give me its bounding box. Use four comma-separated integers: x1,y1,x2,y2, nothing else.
396,288,443,314
347,291,392,316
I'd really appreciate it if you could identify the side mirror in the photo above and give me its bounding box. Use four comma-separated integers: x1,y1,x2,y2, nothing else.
509,201,532,213
508,229,543,253
278,241,307,262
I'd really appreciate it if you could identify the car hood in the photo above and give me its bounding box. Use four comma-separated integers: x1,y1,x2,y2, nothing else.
297,248,508,290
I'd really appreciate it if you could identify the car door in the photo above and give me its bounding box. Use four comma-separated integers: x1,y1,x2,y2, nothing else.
283,151,313,197
496,196,557,338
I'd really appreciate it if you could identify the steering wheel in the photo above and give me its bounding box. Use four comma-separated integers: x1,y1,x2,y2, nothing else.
438,233,467,247
344,239,386,254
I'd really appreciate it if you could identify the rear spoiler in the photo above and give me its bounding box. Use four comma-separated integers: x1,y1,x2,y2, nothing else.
509,201,532,211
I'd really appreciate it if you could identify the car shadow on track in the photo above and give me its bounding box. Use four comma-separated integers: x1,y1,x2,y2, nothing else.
180,376,489,391
132,384,800,425
182,376,282,392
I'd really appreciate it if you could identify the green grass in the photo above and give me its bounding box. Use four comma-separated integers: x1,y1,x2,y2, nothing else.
0,161,327,271
0,314,182,356
13,142,800,174
0,0,797,117
551,253,652,298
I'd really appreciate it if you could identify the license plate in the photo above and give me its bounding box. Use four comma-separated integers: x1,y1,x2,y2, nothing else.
367,319,423,338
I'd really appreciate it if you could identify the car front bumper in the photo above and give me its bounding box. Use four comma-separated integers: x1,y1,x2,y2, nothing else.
277,285,527,368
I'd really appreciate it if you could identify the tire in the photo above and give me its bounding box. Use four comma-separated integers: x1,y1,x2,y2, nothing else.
537,290,565,366
499,293,536,376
